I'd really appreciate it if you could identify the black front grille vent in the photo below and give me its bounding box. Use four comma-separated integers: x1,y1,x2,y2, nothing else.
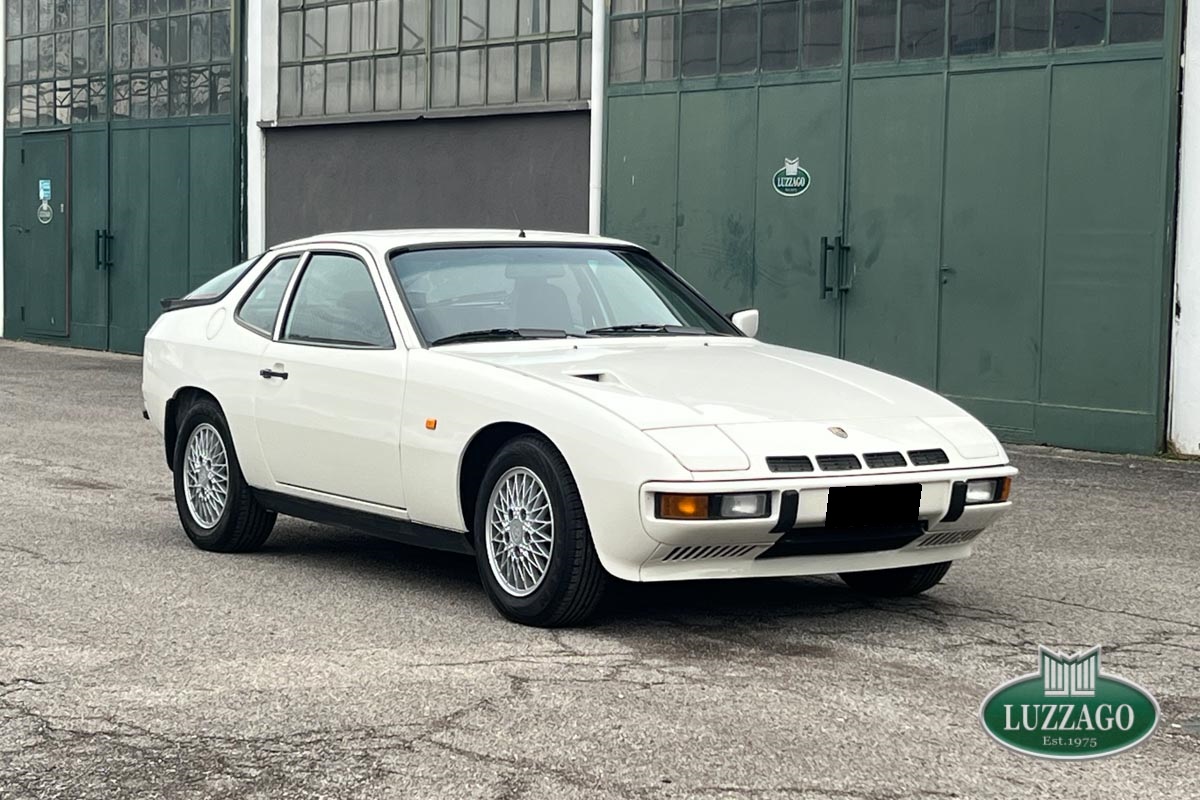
908,448,950,466
864,451,907,469
766,456,815,473
816,454,862,471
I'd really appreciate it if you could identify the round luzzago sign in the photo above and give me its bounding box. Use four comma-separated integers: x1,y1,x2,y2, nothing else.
980,646,1159,760
772,157,811,197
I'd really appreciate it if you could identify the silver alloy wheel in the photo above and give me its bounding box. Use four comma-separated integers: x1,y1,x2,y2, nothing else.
183,423,230,530
485,466,554,597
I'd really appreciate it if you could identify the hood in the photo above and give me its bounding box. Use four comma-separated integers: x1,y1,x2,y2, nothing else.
443,338,1002,464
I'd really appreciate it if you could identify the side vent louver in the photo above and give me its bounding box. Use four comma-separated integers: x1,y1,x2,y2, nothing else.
766,456,815,473
864,451,907,469
919,529,984,547
663,544,759,562
816,454,862,471
908,448,950,466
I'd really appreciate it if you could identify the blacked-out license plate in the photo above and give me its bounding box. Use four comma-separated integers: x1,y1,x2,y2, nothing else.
825,484,922,528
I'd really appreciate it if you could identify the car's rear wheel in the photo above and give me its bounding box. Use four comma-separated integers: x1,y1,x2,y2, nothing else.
474,435,607,627
173,398,275,552
839,561,951,597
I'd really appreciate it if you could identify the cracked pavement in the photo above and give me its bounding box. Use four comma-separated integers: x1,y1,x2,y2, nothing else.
0,339,1198,799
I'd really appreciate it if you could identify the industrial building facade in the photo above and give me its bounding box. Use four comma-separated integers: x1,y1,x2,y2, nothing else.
2,0,1199,457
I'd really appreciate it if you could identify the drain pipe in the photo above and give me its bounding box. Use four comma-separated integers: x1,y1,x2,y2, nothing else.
588,0,607,235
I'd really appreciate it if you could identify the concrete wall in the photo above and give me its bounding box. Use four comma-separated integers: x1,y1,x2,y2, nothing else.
263,111,590,246
1171,0,1200,455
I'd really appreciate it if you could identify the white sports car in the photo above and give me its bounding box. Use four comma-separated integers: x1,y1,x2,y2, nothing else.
143,229,1016,626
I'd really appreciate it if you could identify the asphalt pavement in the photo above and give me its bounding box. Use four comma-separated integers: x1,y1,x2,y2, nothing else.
1,339,1197,799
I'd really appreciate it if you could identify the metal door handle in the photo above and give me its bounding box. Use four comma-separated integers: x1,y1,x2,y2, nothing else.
96,229,113,270
837,238,853,292
95,230,104,270
259,369,288,380
819,236,836,299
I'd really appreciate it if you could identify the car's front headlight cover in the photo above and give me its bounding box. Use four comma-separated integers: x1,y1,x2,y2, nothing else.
656,491,772,520
965,477,1012,505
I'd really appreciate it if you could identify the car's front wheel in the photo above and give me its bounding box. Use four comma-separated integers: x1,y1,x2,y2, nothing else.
172,397,275,552
473,435,607,627
839,561,951,597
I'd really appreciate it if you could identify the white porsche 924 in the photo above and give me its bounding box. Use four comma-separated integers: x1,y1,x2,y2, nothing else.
143,229,1016,626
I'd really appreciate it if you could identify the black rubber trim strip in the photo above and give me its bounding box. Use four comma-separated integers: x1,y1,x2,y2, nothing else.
770,490,799,533
942,481,968,523
757,523,926,558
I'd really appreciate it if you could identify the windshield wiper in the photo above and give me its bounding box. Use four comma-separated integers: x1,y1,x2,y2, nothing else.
586,323,709,336
430,328,580,346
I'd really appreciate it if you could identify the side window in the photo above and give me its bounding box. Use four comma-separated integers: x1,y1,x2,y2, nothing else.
236,255,302,335
283,254,394,348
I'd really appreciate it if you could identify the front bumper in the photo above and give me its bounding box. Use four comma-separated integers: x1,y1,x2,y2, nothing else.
634,465,1016,581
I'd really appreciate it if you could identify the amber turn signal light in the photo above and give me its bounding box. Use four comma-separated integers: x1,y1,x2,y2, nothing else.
658,494,710,519
997,476,1012,502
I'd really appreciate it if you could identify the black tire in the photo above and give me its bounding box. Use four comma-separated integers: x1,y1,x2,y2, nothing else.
839,561,951,597
473,434,607,627
172,397,275,553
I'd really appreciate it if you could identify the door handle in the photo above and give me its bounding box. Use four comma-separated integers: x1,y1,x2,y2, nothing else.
819,236,837,299
837,238,854,293
259,369,289,380
96,229,113,270
95,230,104,270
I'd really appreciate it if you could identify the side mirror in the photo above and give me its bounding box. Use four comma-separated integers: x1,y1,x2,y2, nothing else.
730,308,759,338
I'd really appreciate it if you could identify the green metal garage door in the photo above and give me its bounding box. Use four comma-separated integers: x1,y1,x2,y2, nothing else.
603,0,1178,454
3,0,241,354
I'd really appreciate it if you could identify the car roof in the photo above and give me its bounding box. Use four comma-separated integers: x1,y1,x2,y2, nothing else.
269,228,639,254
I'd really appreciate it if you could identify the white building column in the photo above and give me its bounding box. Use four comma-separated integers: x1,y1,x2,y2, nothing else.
0,9,7,337
246,0,279,254
1171,1,1200,455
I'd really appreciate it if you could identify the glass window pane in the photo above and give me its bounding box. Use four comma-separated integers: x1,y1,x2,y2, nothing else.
69,0,84,26
90,27,105,72
132,20,149,68
855,0,896,62
326,60,349,113
720,5,757,73
55,32,70,76
169,16,188,63
375,55,400,110
302,62,324,115
111,74,129,118
279,64,301,115
462,0,486,41
238,256,302,334
405,0,428,48
212,10,230,59
645,13,679,80
402,52,426,107
190,0,206,11
305,8,326,57
150,18,168,67
88,76,104,120
951,0,995,54
7,0,20,37
609,18,641,82
72,77,88,121
284,255,393,348
548,38,576,99
518,0,545,34
350,58,372,110
352,1,373,51
489,0,515,38
88,0,102,22
803,0,842,67
612,0,642,11
900,0,943,59
7,42,20,82
327,4,350,54
213,63,230,111
131,0,145,16
23,38,37,81
168,67,187,115
6,86,20,128
681,10,717,77
39,34,55,76
1110,0,1163,43
459,47,484,104
432,0,458,46
151,0,167,13
377,0,400,49
23,0,36,33
73,29,88,74
22,82,36,126
1002,0,1042,53
431,49,456,105
113,0,127,20
131,74,148,119
189,66,209,114
761,1,799,71
518,41,544,101
488,43,515,103
1053,0,1103,48
189,14,208,62
550,0,575,32
582,0,592,30
281,11,302,61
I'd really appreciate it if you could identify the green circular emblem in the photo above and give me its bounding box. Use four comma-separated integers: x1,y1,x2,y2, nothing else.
979,646,1159,760
772,158,810,197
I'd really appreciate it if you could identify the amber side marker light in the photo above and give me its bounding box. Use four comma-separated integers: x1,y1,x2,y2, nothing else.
658,494,710,519
997,476,1012,502
425,418,438,430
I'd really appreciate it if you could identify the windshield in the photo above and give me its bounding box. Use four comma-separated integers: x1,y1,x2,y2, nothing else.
388,246,739,345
